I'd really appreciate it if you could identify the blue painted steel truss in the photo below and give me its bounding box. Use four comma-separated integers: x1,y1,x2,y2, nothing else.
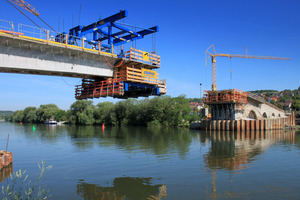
67,10,158,53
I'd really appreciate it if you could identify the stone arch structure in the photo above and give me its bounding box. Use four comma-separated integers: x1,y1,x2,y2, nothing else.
263,112,268,118
248,110,257,119
272,113,275,117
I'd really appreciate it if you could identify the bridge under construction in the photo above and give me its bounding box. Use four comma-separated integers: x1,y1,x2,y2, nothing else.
196,45,294,131
0,8,166,99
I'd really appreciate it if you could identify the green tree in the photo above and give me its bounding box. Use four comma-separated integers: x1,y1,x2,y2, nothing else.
54,109,68,121
270,99,276,105
69,100,95,125
292,99,300,111
36,104,60,122
94,102,115,124
12,110,24,122
23,107,37,123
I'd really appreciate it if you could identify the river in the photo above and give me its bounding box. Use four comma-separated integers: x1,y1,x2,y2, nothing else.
0,122,300,199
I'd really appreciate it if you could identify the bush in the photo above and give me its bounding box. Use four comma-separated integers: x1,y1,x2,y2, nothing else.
147,119,162,128
2,161,52,200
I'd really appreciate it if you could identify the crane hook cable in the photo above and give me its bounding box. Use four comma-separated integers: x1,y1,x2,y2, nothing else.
37,15,59,35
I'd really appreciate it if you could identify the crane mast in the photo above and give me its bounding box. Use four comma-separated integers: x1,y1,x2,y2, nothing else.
205,44,290,91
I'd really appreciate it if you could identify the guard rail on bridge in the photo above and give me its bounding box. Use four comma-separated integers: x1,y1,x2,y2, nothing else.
0,19,160,67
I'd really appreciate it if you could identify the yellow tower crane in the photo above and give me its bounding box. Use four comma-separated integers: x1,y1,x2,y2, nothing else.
7,0,39,16
205,44,290,91
6,0,57,33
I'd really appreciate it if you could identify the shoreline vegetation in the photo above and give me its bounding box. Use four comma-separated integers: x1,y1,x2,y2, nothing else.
5,95,203,127
3,86,300,128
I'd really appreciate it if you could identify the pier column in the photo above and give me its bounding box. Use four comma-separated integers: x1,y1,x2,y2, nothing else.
250,120,255,131
225,120,230,131
235,120,240,131
246,120,250,131
211,120,216,131
221,120,225,131
260,119,265,131
256,120,260,131
264,119,268,130
230,120,234,131
241,120,245,131
216,120,221,131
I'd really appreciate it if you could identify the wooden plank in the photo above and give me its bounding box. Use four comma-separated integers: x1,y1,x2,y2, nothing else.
126,68,142,73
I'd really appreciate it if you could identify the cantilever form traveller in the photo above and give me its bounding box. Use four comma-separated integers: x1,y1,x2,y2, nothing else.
67,10,158,53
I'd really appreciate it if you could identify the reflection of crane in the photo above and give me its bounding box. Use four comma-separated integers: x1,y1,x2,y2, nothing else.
205,44,290,91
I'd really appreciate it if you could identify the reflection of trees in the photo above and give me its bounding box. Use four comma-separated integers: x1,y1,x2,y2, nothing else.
66,126,194,157
77,177,167,200
99,127,193,158
16,123,66,143
67,125,98,150
14,124,195,156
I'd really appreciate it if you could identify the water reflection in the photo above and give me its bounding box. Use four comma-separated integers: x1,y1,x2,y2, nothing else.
77,177,167,200
202,130,296,199
203,130,296,171
68,126,194,157
0,164,13,183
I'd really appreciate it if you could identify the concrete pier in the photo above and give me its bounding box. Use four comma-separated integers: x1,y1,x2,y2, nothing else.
191,112,295,131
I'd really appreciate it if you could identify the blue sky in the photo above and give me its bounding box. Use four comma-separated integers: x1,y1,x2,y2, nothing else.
0,0,299,111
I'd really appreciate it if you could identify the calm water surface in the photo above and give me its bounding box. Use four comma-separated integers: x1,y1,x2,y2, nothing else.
0,122,300,199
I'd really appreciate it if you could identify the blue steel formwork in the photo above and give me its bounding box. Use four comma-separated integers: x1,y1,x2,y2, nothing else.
67,10,158,54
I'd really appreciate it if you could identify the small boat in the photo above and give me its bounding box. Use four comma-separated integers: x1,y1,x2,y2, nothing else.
45,118,57,124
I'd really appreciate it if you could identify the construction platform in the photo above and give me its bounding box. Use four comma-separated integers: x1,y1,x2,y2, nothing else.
75,48,166,99
203,89,248,121
199,89,296,130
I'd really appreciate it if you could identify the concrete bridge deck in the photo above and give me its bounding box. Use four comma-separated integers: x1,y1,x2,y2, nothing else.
0,32,121,79
0,32,159,79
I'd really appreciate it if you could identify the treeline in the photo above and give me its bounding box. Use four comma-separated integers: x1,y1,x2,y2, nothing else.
0,111,13,120
7,95,201,127
249,90,279,94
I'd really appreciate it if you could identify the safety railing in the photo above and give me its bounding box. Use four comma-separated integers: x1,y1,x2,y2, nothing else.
2,20,160,66
18,23,50,40
124,47,160,67
75,78,124,99
0,19,13,32
204,89,248,104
